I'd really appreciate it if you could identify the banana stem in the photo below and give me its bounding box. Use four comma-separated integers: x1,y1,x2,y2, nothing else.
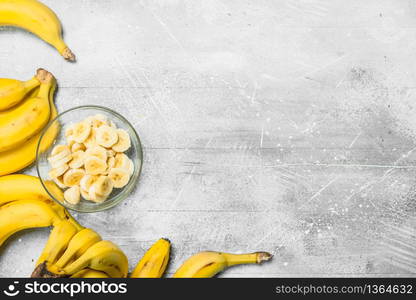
23,77,41,90
223,252,273,266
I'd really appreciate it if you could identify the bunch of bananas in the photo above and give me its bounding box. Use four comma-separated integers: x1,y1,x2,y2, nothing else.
0,0,75,61
0,69,59,176
0,174,272,278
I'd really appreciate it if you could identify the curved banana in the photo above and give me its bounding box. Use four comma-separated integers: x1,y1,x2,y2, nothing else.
55,228,102,269
0,199,61,247
0,69,52,152
0,75,59,175
130,238,170,278
0,0,75,60
36,220,79,266
173,251,272,278
0,70,42,111
70,269,110,278
0,174,82,230
63,240,129,278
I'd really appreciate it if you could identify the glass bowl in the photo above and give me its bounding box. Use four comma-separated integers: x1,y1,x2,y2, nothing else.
36,105,143,212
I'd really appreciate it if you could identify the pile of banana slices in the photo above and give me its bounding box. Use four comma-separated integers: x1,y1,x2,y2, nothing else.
48,115,134,204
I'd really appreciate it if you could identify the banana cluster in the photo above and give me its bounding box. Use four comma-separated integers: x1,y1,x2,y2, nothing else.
0,69,59,176
48,115,134,204
0,0,75,60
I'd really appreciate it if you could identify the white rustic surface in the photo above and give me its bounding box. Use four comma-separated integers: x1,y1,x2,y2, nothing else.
1,0,416,277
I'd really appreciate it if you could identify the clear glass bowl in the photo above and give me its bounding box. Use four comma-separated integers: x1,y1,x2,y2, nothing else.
36,105,143,212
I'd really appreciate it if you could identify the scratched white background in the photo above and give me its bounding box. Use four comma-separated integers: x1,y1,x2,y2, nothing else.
1,0,416,277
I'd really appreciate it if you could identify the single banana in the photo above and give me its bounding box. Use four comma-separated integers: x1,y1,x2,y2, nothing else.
63,240,129,278
36,219,79,266
0,0,75,60
0,199,61,247
0,69,52,152
70,269,110,278
173,251,272,278
55,228,102,269
0,69,42,111
130,238,170,278
0,174,83,230
0,73,59,176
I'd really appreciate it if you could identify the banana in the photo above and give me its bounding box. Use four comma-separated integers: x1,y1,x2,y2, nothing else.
84,156,107,175
130,238,170,278
63,168,85,187
108,168,130,188
70,269,110,278
68,150,85,169
0,73,59,175
79,174,99,192
112,129,131,152
72,120,91,143
85,145,107,161
96,125,118,148
0,69,42,111
92,175,113,197
0,174,82,230
0,0,75,60
87,114,108,128
63,240,129,278
36,220,78,266
55,228,102,269
172,251,272,278
0,70,52,152
64,186,81,205
0,199,61,247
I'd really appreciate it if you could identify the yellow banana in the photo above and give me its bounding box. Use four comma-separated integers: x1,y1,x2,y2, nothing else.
55,228,102,269
63,240,129,278
36,220,79,266
0,174,82,230
70,269,110,278
0,199,61,247
0,0,75,60
0,69,52,152
0,75,59,175
130,238,170,278
173,251,272,278
0,70,42,111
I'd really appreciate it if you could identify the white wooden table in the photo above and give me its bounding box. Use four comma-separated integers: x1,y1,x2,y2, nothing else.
1,0,415,277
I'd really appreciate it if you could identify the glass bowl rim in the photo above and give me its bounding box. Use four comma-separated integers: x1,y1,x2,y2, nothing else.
35,105,143,213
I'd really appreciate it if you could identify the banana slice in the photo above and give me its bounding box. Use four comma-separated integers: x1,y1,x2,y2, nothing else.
68,150,85,169
83,128,97,148
64,186,81,205
80,187,92,201
87,114,108,128
63,168,86,187
53,175,67,189
108,168,130,188
109,120,117,129
51,145,70,156
114,153,131,170
112,129,131,152
88,185,107,203
96,125,118,148
65,123,76,137
49,164,69,179
80,175,99,192
49,153,72,168
84,156,107,175
72,121,92,143
93,175,113,196
71,142,86,152
85,145,107,161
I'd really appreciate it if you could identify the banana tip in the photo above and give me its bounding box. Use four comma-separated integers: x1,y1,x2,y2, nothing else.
62,48,76,62
257,252,273,263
